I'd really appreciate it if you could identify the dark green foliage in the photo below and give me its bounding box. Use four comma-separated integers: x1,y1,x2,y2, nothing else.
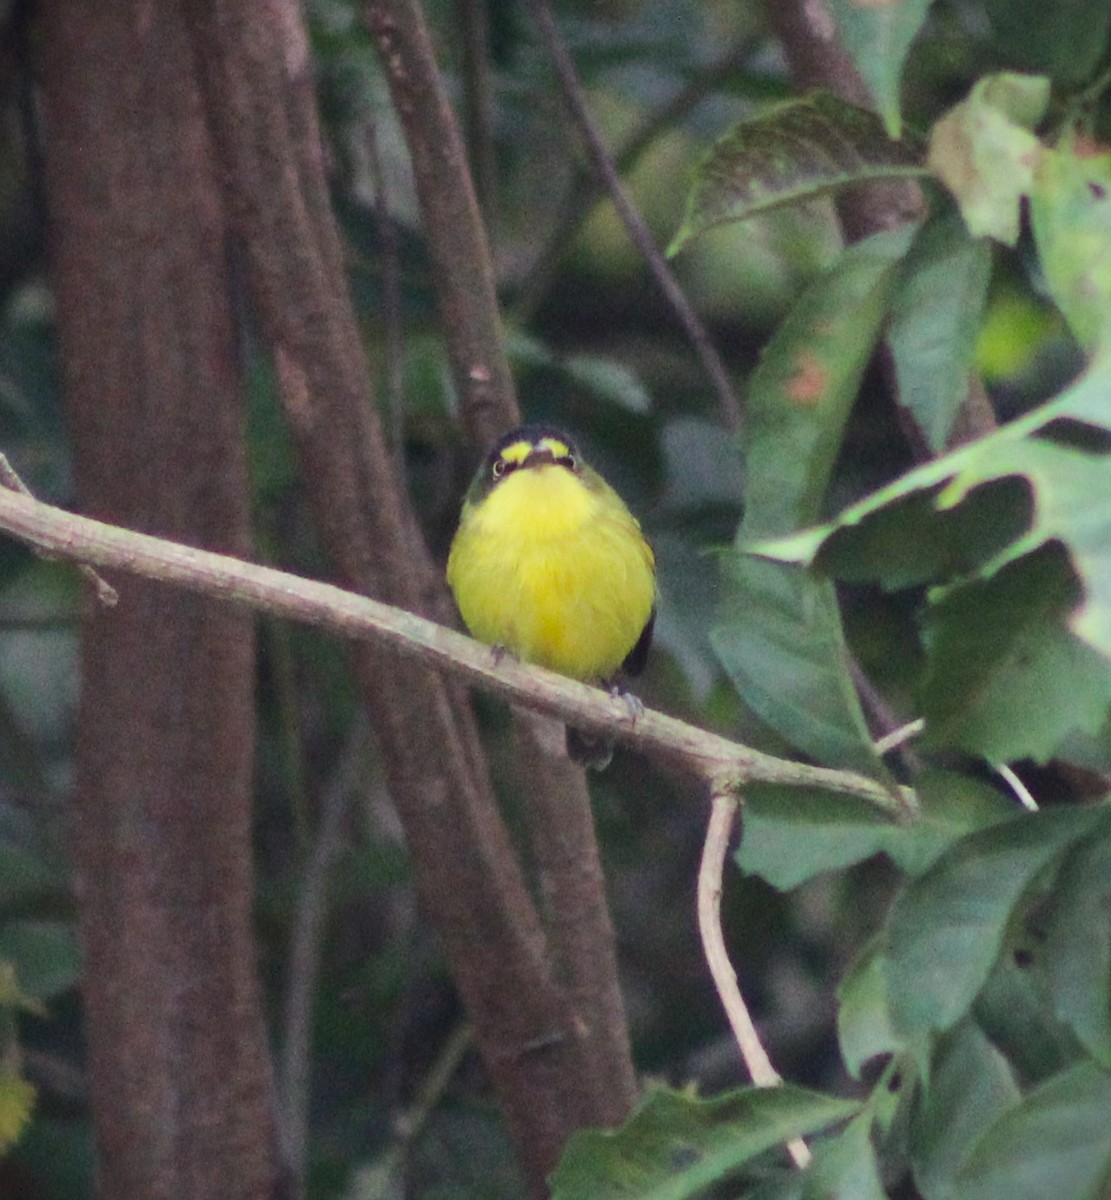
1,0,1110,1197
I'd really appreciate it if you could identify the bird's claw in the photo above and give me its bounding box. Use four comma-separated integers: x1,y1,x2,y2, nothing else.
608,685,644,724
491,644,518,667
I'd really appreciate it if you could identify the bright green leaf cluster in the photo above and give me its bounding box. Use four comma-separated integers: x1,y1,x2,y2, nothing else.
756,355,1111,764
622,20,1111,1200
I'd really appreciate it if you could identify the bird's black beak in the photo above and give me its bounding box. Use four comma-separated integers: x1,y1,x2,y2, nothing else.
523,447,557,469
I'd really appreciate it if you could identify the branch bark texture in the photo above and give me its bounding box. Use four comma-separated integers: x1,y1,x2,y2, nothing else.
0,487,914,820
366,0,517,450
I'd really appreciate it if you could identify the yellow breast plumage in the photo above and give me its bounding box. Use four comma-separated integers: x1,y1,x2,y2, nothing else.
446,426,655,684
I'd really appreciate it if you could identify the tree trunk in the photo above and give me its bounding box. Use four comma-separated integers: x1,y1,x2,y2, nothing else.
37,4,276,1197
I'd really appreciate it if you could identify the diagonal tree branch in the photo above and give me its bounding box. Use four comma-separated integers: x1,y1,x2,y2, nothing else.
0,485,915,819
514,39,759,323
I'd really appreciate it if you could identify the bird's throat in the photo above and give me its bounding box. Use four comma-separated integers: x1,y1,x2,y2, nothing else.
480,463,597,540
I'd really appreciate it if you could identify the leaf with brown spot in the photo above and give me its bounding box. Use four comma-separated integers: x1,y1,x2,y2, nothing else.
711,225,914,773
785,351,829,406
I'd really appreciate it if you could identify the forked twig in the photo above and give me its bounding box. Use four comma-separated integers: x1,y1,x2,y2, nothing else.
0,451,117,607
697,782,811,1169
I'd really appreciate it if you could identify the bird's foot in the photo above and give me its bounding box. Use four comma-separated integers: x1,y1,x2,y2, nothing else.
607,684,644,724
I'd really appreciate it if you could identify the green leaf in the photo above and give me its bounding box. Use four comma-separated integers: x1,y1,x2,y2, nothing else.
739,224,918,539
0,841,66,908
549,1086,859,1200
658,416,746,514
837,937,903,1079
887,211,993,451
825,0,935,137
909,1020,1020,1200
0,920,80,1000
818,477,1032,591
927,73,1051,244
1043,826,1111,1067
738,770,1012,892
669,93,926,255
884,806,1110,1042
753,367,1101,572
562,354,652,414
973,942,1087,1089
742,1173,804,1200
737,785,898,890
801,1113,886,1200
713,226,915,770
932,433,1111,664
0,1066,36,1155
751,357,1111,752
1030,132,1111,353
919,543,1111,763
882,770,1016,877
713,565,879,773
954,1061,1111,1200
507,331,652,413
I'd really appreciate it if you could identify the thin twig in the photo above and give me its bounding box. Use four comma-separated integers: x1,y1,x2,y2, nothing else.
366,117,408,478
696,784,810,1168
0,451,117,606
0,485,917,817
525,0,744,432
456,0,496,218
280,719,369,1196
873,718,924,757
348,1022,473,1199
366,0,519,449
997,763,1039,812
849,657,923,776
514,39,758,322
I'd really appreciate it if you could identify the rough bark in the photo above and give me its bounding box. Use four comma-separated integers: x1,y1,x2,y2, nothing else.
37,3,274,1199
367,0,516,451
366,0,638,1126
181,1,629,1190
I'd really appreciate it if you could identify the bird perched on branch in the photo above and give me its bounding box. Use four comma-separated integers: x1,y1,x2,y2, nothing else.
447,424,656,768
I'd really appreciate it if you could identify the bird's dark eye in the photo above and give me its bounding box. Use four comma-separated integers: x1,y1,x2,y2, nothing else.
492,459,506,479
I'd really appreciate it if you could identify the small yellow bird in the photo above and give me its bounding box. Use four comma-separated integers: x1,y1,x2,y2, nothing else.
447,424,656,767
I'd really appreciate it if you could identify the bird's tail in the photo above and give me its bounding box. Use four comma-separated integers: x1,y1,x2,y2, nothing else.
565,725,614,771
